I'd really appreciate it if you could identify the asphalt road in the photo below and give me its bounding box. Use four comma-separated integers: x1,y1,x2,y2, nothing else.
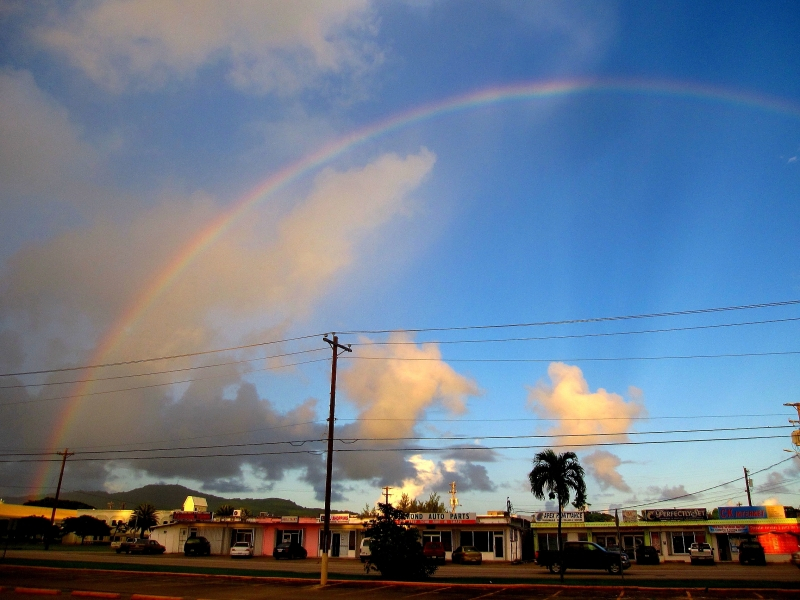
3,548,800,585
0,565,799,600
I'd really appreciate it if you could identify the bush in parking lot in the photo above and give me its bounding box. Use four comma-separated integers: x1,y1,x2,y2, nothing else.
363,503,437,580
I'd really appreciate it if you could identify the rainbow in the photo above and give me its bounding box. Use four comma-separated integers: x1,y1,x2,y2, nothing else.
33,77,800,494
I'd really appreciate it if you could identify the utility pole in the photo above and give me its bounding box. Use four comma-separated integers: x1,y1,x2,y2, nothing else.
743,467,753,506
45,448,73,550
320,334,351,587
382,486,393,505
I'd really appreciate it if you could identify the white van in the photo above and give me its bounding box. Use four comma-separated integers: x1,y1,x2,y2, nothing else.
359,537,372,562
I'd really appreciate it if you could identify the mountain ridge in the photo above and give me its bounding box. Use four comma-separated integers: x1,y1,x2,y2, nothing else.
4,483,339,517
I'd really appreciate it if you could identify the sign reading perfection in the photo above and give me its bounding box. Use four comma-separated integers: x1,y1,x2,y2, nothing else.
642,508,707,521
534,511,585,523
403,513,477,525
280,516,299,523
318,514,351,523
717,506,784,520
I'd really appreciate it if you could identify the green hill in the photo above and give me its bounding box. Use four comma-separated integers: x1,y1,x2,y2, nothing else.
9,483,338,517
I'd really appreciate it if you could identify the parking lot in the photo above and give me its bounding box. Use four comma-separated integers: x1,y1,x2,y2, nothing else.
1,547,799,586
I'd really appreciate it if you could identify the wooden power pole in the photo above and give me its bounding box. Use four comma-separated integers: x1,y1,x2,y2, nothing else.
45,448,73,550
320,334,351,586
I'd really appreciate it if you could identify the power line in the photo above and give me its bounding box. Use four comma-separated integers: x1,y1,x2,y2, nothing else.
0,356,331,408
0,333,326,378
0,425,788,457
344,350,800,363
339,300,800,335
0,433,787,463
349,316,800,346
0,348,327,390
618,456,795,510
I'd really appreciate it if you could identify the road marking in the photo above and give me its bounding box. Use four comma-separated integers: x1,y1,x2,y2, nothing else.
15,589,61,596
617,591,625,598
71,593,121,599
130,595,183,600
685,592,692,599
543,592,562,600
753,594,763,599
470,589,506,600
403,586,452,597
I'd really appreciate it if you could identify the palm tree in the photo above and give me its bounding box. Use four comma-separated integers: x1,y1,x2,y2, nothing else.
215,504,235,518
128,503,158,537
528,449,587,582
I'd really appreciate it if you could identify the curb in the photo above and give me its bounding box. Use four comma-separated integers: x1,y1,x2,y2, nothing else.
71,593,122,599
15,589,61,596
130,596,183,600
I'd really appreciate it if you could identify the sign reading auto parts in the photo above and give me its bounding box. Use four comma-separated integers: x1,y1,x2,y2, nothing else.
402,513,477,525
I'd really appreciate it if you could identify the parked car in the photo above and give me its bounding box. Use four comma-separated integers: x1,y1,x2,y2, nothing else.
537,541,630,574
111,536,133,551
116,539,165,555
423,541,446,564
273,541,306,560
359,537,372,562
739,540,767,565
635,545,660,565
452,546,482,564
183,536,211,556
230,541,254,558
688,542,714,565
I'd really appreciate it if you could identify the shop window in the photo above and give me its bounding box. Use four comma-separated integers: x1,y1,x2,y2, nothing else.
349,531,356,551
578,533,588,542
276,529,302,546
670,531,703,554
537,533,567,551
594,534,617,548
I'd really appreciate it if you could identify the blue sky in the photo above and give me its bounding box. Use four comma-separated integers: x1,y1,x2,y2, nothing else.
0,1,799,515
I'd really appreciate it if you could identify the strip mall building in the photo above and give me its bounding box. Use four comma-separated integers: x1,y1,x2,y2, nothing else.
531,506,800,563
150,510,529,562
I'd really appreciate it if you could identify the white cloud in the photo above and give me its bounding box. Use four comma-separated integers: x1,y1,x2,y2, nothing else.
583,450,631,492
527,363,645,493
35,0,380,95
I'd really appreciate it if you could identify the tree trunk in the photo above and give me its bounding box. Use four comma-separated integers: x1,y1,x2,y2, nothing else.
557,497,564,583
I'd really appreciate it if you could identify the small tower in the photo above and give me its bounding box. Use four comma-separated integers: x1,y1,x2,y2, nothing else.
448,481,459,513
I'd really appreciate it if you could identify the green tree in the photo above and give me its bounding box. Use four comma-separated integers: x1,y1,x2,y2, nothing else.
15,516,58,542
128,503,158,537
363,503,437,581
396,493,413,513
529,449,587,582
215,504,235,517
420,492,445,513
61,515,110,544
358,503,378,519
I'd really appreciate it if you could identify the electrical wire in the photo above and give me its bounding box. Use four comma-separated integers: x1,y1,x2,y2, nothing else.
0,332,327,378
0,356,331,408
0,433,787,463
344,350,800,363
0,425,789,457
0,348,327,390
349,316,800,346
339,300,800,335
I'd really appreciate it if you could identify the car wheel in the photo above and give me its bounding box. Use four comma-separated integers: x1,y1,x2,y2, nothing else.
608,563,621,574
549,562,563,574
690,558,696,565
116,549,121,554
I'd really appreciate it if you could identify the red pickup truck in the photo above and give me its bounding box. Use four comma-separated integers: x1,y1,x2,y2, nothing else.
116,538,166,554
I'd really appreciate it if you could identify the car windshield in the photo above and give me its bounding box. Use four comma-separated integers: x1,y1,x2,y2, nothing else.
233,542,250,547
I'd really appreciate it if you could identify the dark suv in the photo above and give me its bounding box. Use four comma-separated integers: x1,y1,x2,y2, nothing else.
184,536,211,556
738,540,766,565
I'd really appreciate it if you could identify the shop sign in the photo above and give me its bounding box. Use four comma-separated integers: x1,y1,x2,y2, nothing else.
318,514,351,524
709,525,748,534
280,516,299,523
622,510,638,523
403,512,477,525
747,523,800,534
642,508,707,521
718,506,772,520
534,511,584,523
173,511,212,522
